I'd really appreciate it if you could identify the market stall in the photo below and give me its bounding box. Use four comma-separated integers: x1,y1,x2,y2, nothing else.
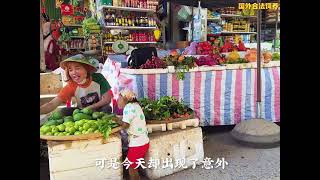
41,0,280,179
102,52,280,126
99,0,280,126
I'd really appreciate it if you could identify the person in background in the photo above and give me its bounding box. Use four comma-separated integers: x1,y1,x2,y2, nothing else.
40,54,113,115
42,13,60,71
114,89,149,180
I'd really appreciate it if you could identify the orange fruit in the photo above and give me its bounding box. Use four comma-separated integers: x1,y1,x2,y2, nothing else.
178,56,184,62
170,50,179,56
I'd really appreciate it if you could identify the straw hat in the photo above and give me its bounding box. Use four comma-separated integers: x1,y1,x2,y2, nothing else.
119,89,136,101
60,54,98,73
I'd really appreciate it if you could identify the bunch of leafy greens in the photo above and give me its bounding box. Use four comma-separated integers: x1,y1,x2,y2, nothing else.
138,96,193,120
82,17,100,37
164,56,196,80
96,114,118,139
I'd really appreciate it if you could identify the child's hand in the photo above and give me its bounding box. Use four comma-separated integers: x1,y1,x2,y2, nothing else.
112,117,119,123
115,118,124,126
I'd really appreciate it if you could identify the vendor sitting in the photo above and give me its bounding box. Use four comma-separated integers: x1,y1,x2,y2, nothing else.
40,54,112,114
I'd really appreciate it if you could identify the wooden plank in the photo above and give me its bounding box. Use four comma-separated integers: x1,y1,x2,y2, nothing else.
146,118,199,133
50,166,122,180
48,140,121,172
47,135,120,151
146,113,195,124
147,124,166,133
48,135,122,180
40,94,58,98
168,119,199,130
49,143,121,172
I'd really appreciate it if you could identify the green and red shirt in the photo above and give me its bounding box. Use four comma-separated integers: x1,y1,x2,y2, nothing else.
58,73,111,108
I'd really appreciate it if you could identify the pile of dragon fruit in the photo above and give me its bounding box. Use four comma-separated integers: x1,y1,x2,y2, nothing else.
196,41,214,55
139,56,167,69
195,54,225,66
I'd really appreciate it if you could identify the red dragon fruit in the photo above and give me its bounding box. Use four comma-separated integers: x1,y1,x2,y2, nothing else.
237,40,247,51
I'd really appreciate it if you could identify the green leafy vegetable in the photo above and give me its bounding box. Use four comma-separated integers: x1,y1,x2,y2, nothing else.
138,96,194,121
96,114,118,139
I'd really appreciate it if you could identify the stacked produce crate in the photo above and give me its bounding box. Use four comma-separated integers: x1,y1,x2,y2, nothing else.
136,96,204,179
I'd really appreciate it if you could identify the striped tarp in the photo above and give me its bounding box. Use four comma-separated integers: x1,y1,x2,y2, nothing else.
124,67,280,126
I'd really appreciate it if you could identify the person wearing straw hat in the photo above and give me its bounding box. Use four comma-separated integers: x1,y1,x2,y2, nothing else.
40,54,112,114
114,89,149,180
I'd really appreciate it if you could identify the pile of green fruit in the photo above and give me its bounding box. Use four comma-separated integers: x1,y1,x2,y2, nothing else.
40,107,119,139
272,52,280,61
225,58,248,64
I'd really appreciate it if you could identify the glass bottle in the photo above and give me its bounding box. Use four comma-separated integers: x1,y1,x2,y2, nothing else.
128,16,132,26
132,16,135,26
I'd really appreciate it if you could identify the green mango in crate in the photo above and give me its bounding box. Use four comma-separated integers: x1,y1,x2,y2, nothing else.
73,113,92,121
44,120,58,126
81,107,93,115
56,119,64,124
92,112,102,119
73,109,81,116
51,111,63,120
64,116,74,123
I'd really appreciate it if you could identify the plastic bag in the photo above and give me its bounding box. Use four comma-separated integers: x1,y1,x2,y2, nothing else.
182,42,197,55
193,9,202,41
177,6,192,22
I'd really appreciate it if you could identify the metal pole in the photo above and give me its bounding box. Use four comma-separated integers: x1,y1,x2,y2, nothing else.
191,6,194,41
274,2,279,52
169,2,173,46
256,0,262,118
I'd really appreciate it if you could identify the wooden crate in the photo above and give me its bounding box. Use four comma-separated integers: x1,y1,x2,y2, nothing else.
142,127,204,179
166,118,199,131
47,135,123,180
146,118,199,134
40,73,63,95
147,123,167,133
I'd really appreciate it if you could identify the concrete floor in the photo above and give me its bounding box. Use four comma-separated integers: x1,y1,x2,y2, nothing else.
158,127,280,180
40,126,280,180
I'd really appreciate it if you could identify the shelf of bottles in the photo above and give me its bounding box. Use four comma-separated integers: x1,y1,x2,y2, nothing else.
104,30,156,43
98,0,158,11
103,10,157,28
98,0,159,55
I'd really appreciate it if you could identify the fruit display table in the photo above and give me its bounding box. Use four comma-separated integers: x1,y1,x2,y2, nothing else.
102,55,280,126
40,110,124,180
